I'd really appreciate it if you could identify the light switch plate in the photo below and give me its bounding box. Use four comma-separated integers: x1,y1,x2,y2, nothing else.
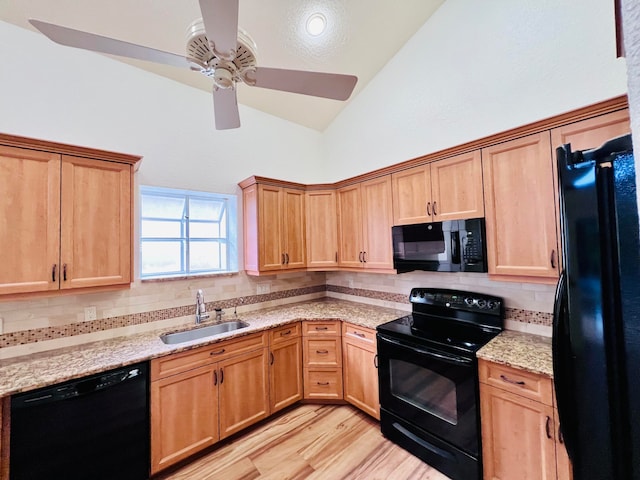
84,306,97,321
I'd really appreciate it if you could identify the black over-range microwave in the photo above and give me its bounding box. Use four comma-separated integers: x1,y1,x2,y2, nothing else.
392,218,487,273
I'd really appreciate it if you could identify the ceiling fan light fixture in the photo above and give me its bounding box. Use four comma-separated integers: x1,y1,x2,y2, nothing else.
305,13,326,36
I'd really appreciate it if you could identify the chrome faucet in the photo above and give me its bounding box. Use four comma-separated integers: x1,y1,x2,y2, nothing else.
195,289,210,324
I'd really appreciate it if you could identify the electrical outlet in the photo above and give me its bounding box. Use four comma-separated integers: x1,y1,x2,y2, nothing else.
84,306,97,321
348,279,355,288
257,283,271,295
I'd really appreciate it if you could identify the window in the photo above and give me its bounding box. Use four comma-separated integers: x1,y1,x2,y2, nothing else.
140,186,238,279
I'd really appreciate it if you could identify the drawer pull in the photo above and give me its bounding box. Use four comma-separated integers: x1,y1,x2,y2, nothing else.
352,331,366,338
545,416,552,439
316,349,329,354
280,329,292,336
500,374,525,386
210,349,226,356
317,382,330,386
315,326,329,331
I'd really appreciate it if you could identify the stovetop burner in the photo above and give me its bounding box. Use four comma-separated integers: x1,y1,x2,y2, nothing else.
377,288,504,355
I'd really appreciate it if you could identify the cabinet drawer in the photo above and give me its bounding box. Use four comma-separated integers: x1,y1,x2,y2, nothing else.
151,332,267,380
302,320,341,336
269,322,301,345
342,323,376,348
304,368,343,400
303,338,342,367
479,359,553,406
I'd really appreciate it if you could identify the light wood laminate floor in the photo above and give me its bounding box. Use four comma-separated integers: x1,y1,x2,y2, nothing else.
159,404,451,480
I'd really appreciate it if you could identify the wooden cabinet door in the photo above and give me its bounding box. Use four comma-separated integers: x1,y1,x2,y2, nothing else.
551,109,630,152
270,336,303,413
343,326,379,420
258,184,284,271
218,348,270,439
282,188,306,269
60,155,131,289
360,176,394,270
480,383,557,480
431,151,484,221
305,190,338,269
482,133,560,281
391,164,432,225
150,364,218,474
337,184,364,268
0,146,60,295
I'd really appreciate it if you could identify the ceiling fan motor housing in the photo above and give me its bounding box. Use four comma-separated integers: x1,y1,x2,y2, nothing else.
186,19,257,88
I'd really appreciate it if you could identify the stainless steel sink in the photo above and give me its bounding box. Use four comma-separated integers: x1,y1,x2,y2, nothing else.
160,320,250,345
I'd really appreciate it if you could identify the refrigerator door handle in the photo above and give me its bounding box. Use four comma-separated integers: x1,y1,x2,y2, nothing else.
552,271,576,461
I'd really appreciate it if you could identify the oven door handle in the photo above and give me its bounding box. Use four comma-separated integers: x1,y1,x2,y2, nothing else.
377,334,472,366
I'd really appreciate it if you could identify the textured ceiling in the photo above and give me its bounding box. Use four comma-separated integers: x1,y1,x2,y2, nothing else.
1,0,445,131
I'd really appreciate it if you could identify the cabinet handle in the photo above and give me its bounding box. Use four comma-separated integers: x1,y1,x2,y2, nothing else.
280,329,292,336
545,416,552,439
499,374,526,386
352,331,366,338
359,251,363,262
550,249,558,269
315,326,328,331
363,251,367,263
316,349,329,354
210,348,226,356
374,354,379,368
317,382,330,386
433,201,438,216
213,370,218,386
558,425,564,444
270,352,274,365
282,253,286,265
63,263,67,282
335,252,338,262
220,368,224,384
52,264,57,282
427,202,432,216
285,253,289,264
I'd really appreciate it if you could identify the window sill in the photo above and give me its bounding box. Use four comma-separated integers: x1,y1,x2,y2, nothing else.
140,271,240,283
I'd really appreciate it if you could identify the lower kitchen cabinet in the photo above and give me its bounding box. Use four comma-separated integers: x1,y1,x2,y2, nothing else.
479,359,572,480
150,332,268,474
342,323,379,420
269,323,303,413
302,320,343,400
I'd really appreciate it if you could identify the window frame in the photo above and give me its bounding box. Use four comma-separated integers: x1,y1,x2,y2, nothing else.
139,185,238,280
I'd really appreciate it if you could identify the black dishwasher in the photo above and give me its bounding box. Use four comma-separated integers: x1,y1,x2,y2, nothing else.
10,361,149,480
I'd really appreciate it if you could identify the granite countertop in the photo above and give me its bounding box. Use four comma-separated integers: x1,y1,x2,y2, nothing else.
477,330,553,377
0,298,407,397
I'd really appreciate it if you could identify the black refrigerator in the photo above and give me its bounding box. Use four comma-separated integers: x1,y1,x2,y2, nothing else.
554,133,640,480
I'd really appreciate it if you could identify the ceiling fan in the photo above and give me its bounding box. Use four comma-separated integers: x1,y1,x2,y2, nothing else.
29,0,358,130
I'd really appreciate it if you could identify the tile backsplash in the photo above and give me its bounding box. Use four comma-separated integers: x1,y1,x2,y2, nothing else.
0,269,556,358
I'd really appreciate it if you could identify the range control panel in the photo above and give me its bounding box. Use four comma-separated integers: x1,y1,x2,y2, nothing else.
409,287,502,316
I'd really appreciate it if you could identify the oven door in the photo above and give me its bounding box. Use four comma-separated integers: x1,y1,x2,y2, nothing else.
377,332,479,456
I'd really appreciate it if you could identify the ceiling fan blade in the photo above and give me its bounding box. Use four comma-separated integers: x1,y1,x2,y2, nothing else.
199,0,239,58
29,19,189,69
253,67,358,101
212,87,240,130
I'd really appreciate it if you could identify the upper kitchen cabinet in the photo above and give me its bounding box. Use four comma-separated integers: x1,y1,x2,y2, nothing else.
391,151,484,225
337,176,395,271
305,189,339,270
241,177,306,275
0,135,139,297
550,109,630,152
482,132,560,282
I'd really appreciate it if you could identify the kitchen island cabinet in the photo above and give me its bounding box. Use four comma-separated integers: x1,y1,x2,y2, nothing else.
337,176,394,271
0,135,139,297
479,359,572,480
391,151,484,225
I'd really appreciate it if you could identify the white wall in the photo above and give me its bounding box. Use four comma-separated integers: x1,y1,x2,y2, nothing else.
322,0,629,182
0,21,324,193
